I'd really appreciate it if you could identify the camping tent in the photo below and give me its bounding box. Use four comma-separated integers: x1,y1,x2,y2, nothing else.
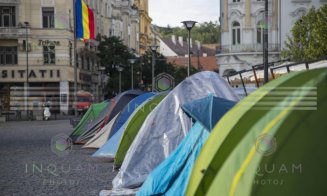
109,92,155,139
137,95,236,196
72,90,144,144
111,71,239,194
82,114,119,149
186,68,327,196
92,92,156,158
70,101,108,142
114,93,167,167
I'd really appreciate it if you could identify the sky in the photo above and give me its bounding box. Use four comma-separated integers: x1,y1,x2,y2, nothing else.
149,0,220,27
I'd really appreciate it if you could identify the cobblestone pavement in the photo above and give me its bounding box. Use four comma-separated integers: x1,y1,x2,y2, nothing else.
0,120,117,196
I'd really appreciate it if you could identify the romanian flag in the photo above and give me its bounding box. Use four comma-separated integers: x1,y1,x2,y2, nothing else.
75,0,95,40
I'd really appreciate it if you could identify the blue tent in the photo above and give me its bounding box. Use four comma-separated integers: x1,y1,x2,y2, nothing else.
92,92,155,158
109,92,155,138
137,94,236,196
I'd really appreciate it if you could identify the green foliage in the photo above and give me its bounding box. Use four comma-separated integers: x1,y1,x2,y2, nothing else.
282,5,327,61
97,36,198,97
158,21,220,44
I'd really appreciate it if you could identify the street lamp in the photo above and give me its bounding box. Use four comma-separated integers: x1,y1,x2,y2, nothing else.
181,20,197,77
149,45,158,92
263,0,269,83
128,58,136,90
97,66,106,102
24,21,31,119
116,65,124,93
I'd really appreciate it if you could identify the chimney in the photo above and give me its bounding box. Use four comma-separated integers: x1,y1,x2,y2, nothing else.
178,36,183,46
195,40,201,50
171,35,176,45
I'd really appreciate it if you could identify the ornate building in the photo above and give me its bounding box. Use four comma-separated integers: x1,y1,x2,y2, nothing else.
134,0,152,54
0,0,139,116
218,0,327,77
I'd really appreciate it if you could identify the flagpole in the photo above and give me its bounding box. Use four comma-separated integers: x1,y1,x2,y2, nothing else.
73,0,78,116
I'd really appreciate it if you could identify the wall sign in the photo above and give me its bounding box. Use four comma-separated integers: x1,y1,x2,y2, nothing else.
0,69,60,79
38,40,61,46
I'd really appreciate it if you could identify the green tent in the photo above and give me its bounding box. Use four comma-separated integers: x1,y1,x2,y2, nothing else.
70,101,108,140
114,93,167,167
186,68,327,196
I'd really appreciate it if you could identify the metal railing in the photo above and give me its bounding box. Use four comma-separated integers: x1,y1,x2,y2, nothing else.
223,57,327,97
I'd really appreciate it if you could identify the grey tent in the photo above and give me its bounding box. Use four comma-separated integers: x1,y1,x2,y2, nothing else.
110,71,239,194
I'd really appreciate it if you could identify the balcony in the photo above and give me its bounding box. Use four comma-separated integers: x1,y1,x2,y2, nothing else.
0,27,22,39
221,44,280,53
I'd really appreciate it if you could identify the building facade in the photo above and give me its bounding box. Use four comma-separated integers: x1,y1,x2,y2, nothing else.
0,0,139,116
218,0,327,77
134,0,152,54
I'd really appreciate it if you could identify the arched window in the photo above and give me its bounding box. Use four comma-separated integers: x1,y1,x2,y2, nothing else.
257,20,264,44
232,21,241,45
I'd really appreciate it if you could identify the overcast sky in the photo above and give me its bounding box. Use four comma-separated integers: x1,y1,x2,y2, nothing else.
149,0,220,27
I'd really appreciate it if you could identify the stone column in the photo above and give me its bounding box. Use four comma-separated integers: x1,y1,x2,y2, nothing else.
223,0,229,32
245,0,252,29
272,0,278,30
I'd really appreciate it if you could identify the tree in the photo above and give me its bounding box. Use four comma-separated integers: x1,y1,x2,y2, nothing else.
282,5,327,61
157,21,220,44
97,36,134,96
97,36,200,97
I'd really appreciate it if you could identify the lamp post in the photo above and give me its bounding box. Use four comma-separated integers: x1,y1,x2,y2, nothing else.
24,21,30,119
128,58,136,90
181,20,197,77
149,45,158,92
116,65,124,93
98,66,106,102
263,0,269,83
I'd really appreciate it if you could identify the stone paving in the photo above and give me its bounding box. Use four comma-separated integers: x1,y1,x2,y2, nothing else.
0,120,117,196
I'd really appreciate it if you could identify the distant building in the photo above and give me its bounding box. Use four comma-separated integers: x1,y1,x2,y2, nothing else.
159,35,218,71
218,0,327,77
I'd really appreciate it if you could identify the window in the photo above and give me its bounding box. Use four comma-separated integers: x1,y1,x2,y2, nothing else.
232,21,241,45
42,7,54,28
257,21,264,44
43,45,55,64
0,6,16,27
0,46,17,65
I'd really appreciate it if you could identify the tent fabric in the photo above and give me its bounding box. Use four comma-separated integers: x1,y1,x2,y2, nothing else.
73,90,144,144
92,122,126,159
82,114,119,149
137,122,209,196
137,95,236,196
111,71,240,193
109,93,156,139
70,101,108,141
114,93,168,167
91,93,155,156
186,68,327,196
182,94,237,131
106,90,145,123
92,93,155,158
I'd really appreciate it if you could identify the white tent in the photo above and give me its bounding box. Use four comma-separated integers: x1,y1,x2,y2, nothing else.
110,71,240,194
82,114,119,149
